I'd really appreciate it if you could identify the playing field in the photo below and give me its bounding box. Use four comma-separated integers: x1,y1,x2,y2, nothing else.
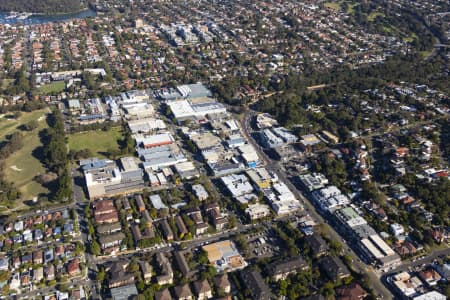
2,109,50,204
38,80,65,94
68,127,124,158
324,2,340,10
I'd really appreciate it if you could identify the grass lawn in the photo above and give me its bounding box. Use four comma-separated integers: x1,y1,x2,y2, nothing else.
346,3,358,14
420,50,431,58
0,109,48,141
324,2,340,10
37,81,65,94
68,127,124,158
367,12,385,22
3,110,50,204
1,78,14,89
403,33,418,43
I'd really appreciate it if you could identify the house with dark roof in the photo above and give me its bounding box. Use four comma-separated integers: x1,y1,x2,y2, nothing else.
267,256,309,281
99,232,125,254
155,288,173,300
160,219,174,241
174,251,191,277
241,269,271,300
194,279,213,300
108,261,135,289
173,283,193,300
139,261,153,283
305,234,328,257
135,195,146,212
96,222,122,235
175,215,188,237
156,252,173,285
141,210,153,227
319,256,351,281
214,274,231,294
336,283,367,300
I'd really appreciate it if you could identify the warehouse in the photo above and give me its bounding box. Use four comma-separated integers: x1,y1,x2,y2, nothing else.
221,174,254,198
127,118,166,133
168,99,227,123
136,133,175,149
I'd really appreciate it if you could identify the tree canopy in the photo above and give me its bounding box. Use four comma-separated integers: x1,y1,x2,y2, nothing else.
0,0,84,14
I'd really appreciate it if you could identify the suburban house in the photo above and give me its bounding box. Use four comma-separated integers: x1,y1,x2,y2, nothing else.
267,256,309,281
194,279,213,300
174,283,193,300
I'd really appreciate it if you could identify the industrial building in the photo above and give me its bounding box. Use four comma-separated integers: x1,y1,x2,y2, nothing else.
127,118,166,134
238,144,260,168
221,174,254,198
167,99,227,123
136,133,175,149
259,127,298,148
139,144,187,171
156,83,212,101
82,158,145,200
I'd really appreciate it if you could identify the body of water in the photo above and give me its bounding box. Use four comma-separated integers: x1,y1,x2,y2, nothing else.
0,8,97,25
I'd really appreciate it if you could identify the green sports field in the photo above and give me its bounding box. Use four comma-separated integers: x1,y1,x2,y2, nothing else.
68,127,124,158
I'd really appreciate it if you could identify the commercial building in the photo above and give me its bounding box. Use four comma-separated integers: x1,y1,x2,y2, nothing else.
259,127,298,148
300,134,322,147
221,174,254,198
82,158,145,200
136,133,175,149
238,144,260,168
139,144,187,171
168,99,227,123
189,132,221,151
264,182,302,215
251,201,273,220
256,113,278,129
174,161,199,179
246,167,276,189
128,118,166,134
359,234,401,269
298,173,329,192
202,240,247,272
156,83,212,101
311,186,349,213
389,272,424,299
192,184,208,201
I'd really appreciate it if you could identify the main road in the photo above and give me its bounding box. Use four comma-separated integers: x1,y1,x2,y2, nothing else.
238,108,394,299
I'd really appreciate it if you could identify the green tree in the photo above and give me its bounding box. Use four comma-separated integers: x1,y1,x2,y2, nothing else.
90,240,101,256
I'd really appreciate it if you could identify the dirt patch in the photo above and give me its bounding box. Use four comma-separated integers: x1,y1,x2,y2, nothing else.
10,165,22,171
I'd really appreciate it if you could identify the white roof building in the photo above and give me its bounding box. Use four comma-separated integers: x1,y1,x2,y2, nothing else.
221,174,254,198
246,203,271,220
192,184,208,200
413,291,446,300
390,223,405,237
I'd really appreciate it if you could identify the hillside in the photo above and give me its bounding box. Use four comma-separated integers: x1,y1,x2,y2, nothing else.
0,0,84,14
